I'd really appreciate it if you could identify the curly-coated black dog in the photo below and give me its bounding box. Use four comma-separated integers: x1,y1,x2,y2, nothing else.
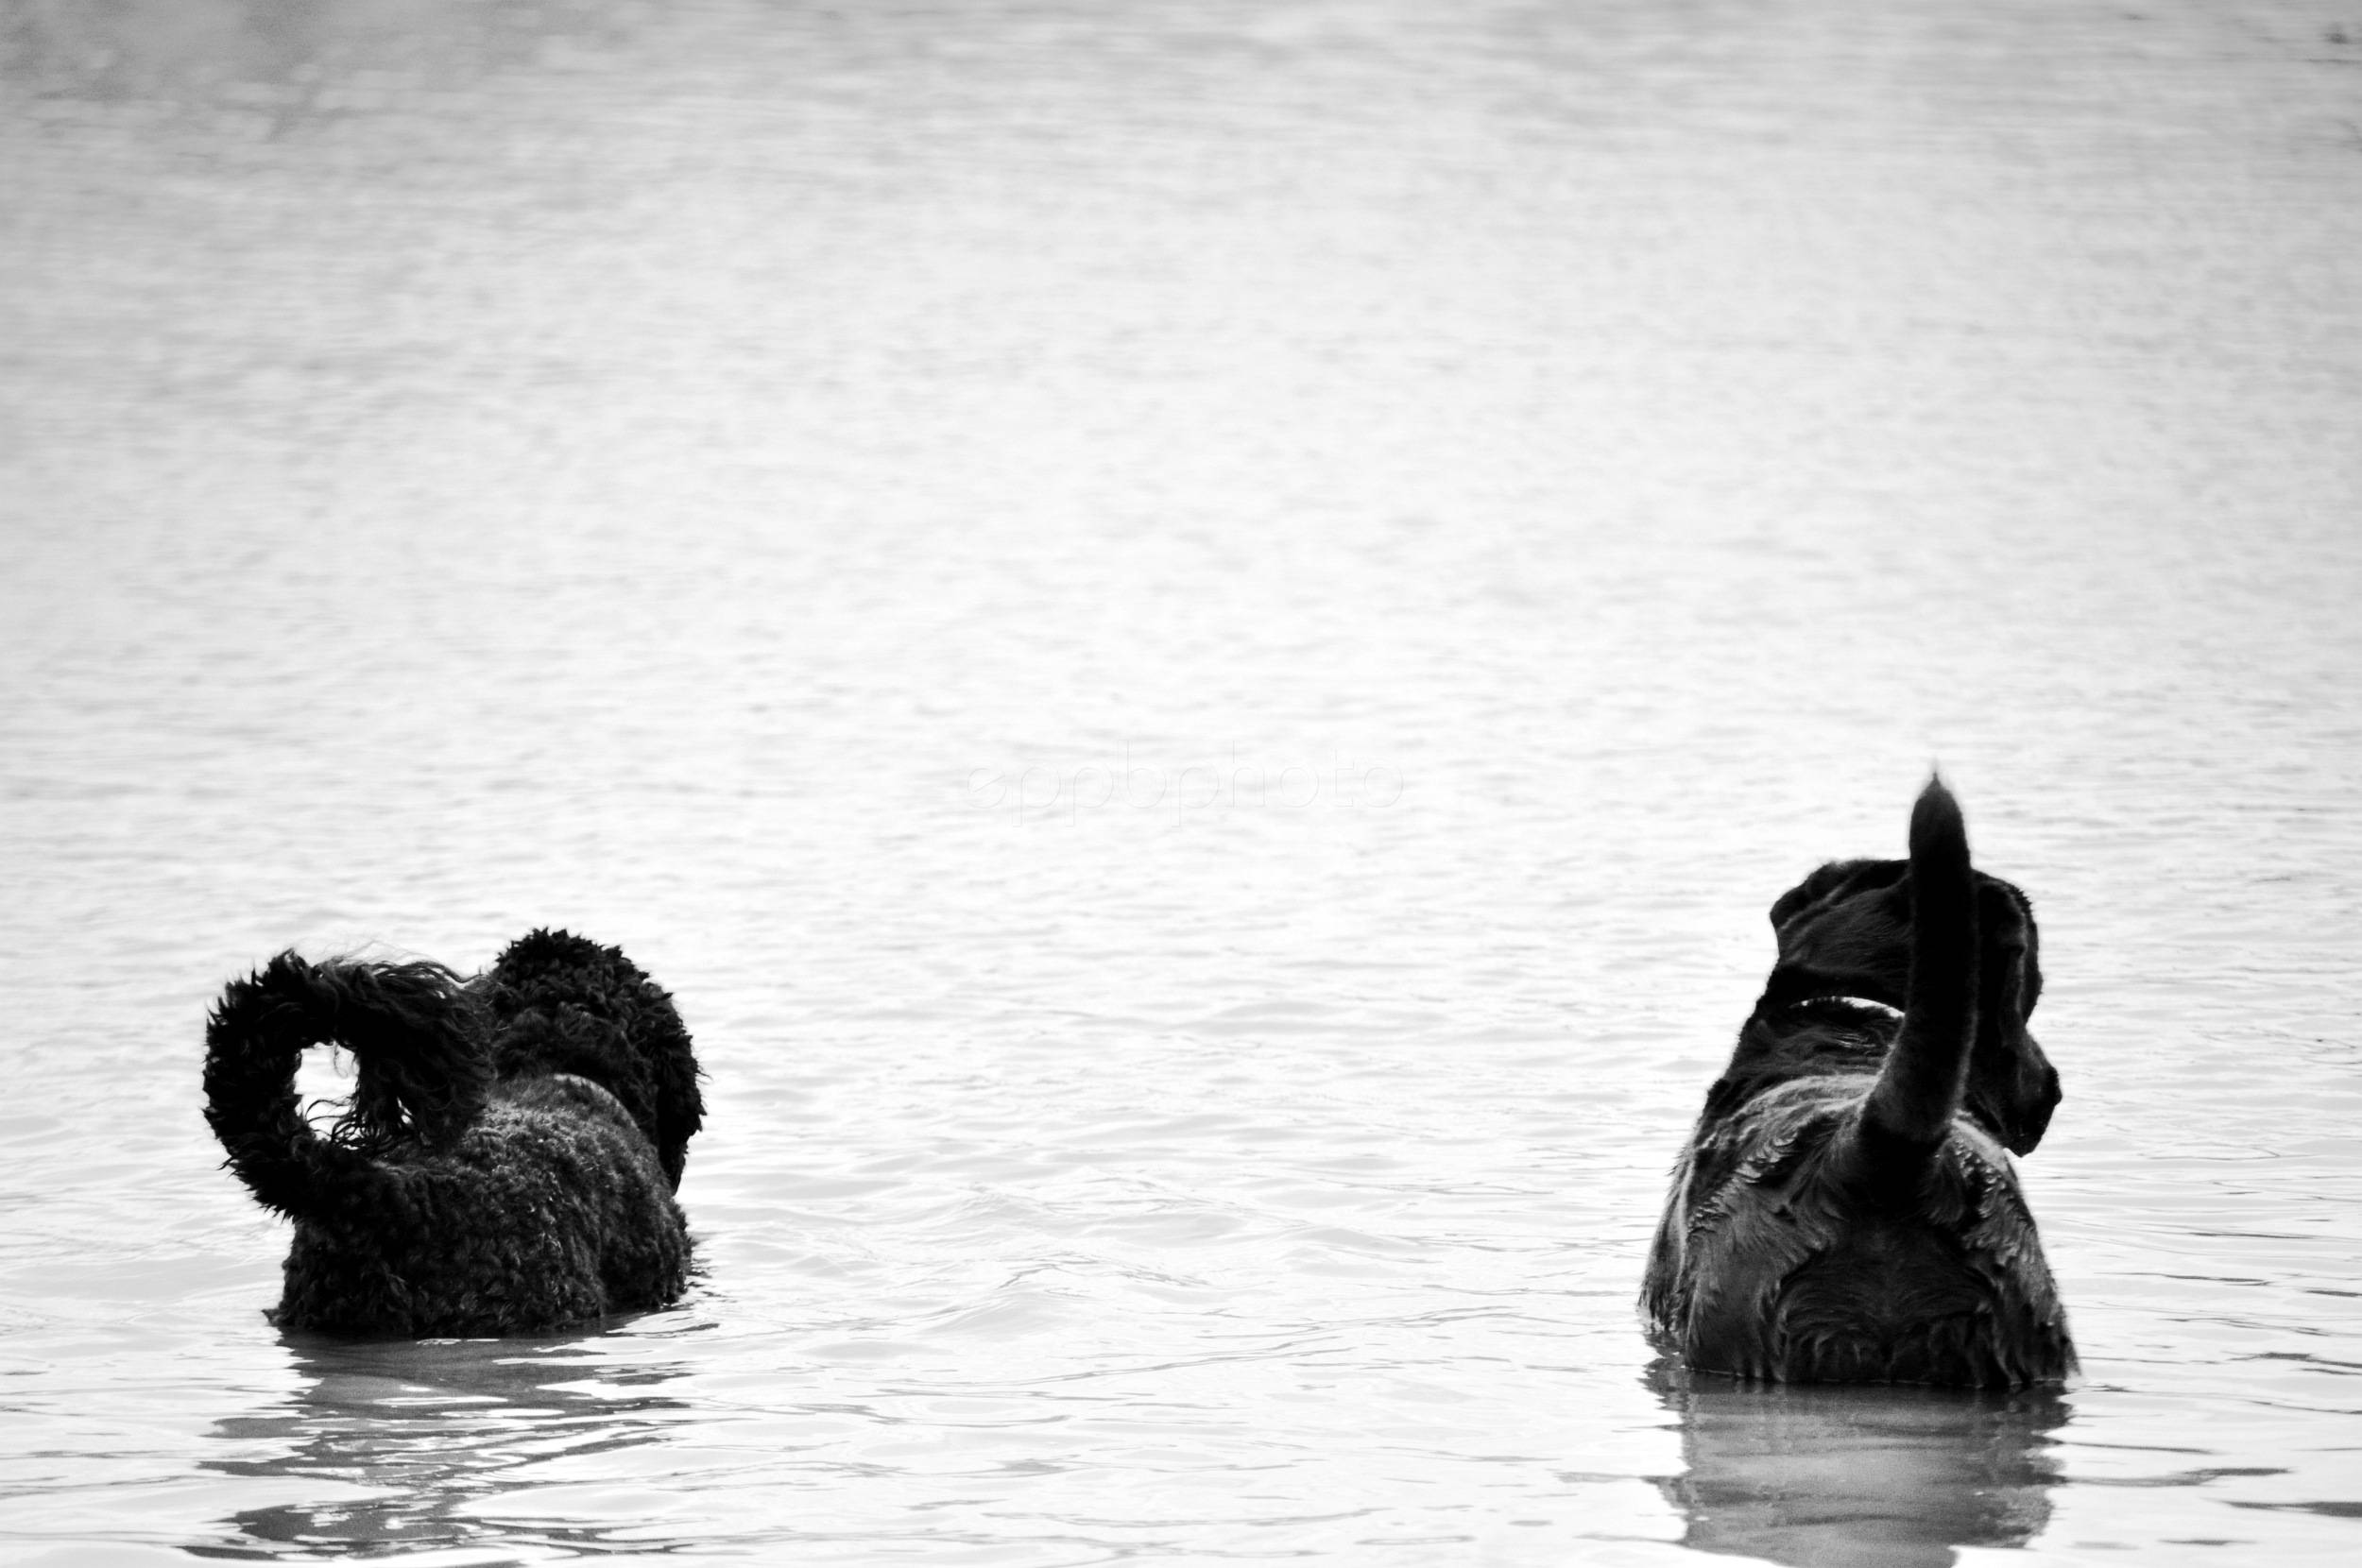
204,929,703,1337
1641,779,2074,1387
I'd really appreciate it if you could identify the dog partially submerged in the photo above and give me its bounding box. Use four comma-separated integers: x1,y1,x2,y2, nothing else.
1642,779,2074,1386
204,929,703,1336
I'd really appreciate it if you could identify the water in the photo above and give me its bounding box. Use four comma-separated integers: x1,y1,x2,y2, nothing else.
2,0,2358,1561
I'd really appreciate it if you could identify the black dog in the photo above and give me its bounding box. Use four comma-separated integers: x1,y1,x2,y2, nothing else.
204,929,703,1337
1641,779,2074,1386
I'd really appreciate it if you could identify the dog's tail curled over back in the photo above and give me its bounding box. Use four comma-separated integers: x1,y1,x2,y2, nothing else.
1857,776,1979,1170
202,954,491,1220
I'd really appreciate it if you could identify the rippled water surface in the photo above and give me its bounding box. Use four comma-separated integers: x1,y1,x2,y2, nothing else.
4,1,2360,1562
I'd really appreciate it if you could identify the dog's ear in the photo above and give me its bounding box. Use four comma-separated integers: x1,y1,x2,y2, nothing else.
1759,859,1913,1010
2010,878,2044,1018
1965,877,2060,1155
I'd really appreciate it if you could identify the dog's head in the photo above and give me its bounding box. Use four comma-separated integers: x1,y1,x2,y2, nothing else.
1760,858,2060,1155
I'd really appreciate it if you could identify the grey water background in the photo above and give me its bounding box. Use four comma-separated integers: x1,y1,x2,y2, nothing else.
2,0,2358,1561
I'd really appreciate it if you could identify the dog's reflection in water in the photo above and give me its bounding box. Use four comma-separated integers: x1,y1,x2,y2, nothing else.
1650,1360,2067,1568
202,1328,693,1556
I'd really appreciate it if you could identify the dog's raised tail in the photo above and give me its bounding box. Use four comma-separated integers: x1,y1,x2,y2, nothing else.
1858,776,1979,1166
202,953,489,1220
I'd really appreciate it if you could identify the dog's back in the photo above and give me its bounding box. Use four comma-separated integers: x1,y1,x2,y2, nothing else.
267,1072,687,1335
1642,780,2075,1387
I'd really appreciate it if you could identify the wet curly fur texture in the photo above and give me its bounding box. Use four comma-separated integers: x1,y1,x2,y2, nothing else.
204,929,703,1337
1641,780,2075,1387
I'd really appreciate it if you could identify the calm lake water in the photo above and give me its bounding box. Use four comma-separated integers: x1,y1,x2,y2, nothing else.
3,1,2359,1562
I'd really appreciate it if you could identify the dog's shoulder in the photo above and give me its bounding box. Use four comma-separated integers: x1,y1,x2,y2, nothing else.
1676,1074,1853,1215
1652,1002,1912,1317
500,1071,643,1130
476,1074,672,1184
1925,1117,2052,1256
376,1073,664,1199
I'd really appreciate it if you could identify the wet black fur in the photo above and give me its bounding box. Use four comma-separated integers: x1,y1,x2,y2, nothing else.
1641,780,2075,1387
204,929,704,1337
